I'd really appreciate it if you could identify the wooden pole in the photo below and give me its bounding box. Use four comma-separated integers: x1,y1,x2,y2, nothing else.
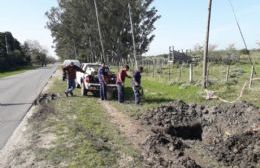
128,3,138,70
226,64,230,82
93,0,105,62
73,40,78,59
203,0,213,88
249,66,254,88
5,34,9,55
179,63,183,82
189,64,193,83
153,59,155,77
168,63,171,81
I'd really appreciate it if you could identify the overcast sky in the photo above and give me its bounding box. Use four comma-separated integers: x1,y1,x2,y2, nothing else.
0,0,259,57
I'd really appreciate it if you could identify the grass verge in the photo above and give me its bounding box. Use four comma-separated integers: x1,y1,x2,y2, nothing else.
28,75,142,167
0,66,37,78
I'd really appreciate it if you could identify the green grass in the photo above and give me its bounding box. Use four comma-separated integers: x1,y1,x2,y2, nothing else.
31,77,142,168
0,66,37,78
20,61,259,167
110,62,260,118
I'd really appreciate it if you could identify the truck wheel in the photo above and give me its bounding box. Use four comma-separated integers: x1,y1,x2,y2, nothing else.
81,83,87,96
107,90,114,99
76,83,81,88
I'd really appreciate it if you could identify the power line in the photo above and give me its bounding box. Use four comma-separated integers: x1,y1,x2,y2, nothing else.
227,0,256,74
227,0,247,49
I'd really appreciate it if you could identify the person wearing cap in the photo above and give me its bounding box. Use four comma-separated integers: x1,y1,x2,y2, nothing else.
132,66,144,105
98,62,108,100
116,65,131,103
62,62,85,97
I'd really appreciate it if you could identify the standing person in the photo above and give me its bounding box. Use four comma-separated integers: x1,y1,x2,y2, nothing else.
98,62,108,100
63,62,85,97
132,66,144,105
116,65,131,103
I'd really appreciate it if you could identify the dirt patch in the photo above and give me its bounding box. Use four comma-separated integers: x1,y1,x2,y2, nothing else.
142,134,201,168
212,131,260,168
100,101,151,167
29,93,58,121
101,101,150,149
141,100,260,168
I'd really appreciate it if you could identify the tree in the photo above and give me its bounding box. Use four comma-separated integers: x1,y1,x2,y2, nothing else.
257,42,260,50
0,32,31,71
24,40,48,65
208,44,218,51
224,43,238,64
226,43,236,52
46,0,160,64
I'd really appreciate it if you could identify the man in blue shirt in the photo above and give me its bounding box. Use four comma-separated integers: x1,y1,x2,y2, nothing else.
98,62,108,100
132,66,143,104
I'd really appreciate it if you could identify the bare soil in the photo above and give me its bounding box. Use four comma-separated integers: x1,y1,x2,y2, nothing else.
141,100,260,168
100,101,150,149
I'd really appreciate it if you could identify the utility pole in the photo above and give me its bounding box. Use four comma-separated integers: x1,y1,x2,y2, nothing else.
203,0,213,88
128,3,138,69
227,0,256,75
5,34,9,55
73,40,78,59
93,0,105,62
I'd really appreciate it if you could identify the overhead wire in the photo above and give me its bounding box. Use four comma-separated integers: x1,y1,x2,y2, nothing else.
227,0,256,74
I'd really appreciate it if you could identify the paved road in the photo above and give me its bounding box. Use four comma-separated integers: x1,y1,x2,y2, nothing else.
0,65,57,149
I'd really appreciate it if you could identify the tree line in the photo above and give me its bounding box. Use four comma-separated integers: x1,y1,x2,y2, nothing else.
0,32,54,71
46,0,160,65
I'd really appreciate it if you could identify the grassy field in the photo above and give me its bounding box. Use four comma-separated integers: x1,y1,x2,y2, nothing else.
30,77,142,168
0,66,37,78
110,59,260,118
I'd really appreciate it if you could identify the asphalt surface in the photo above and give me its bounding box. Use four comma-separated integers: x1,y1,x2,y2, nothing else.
0,65,57,149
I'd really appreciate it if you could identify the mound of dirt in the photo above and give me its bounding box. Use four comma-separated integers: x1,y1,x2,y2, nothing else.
142,134,201,168
35,93,58,105
212,131,260,168
31,93,57,121
202,102,260,145
141,100,260,168
142,100,208,141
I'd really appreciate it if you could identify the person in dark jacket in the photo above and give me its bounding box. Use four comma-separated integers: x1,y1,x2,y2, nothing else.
116,65,131,103
63,62,84,97
132,66,143,104
98,62,108,100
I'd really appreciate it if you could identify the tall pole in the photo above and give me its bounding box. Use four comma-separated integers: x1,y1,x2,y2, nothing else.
203,0,213,88
5,34,9,55
227,0,256,75
128,3,138,69
73,40,78,59
93,0,105,62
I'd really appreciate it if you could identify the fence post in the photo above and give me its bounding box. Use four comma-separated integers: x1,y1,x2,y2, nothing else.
189,63,193,83
168,63,171,81
226,64,230,82
153,59,155,77
179,63,183,82
249,66,254,88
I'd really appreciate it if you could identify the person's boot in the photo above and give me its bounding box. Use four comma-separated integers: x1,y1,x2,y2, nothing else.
70,92,74,96
65,91,68,97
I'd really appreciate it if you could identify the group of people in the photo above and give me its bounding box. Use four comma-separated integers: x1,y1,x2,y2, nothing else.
98,62,143,104
63,62,143,105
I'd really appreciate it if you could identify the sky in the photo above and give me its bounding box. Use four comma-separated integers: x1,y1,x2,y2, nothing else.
0,0,260,57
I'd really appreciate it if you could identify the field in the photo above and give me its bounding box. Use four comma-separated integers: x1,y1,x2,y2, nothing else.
2,54,259,167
